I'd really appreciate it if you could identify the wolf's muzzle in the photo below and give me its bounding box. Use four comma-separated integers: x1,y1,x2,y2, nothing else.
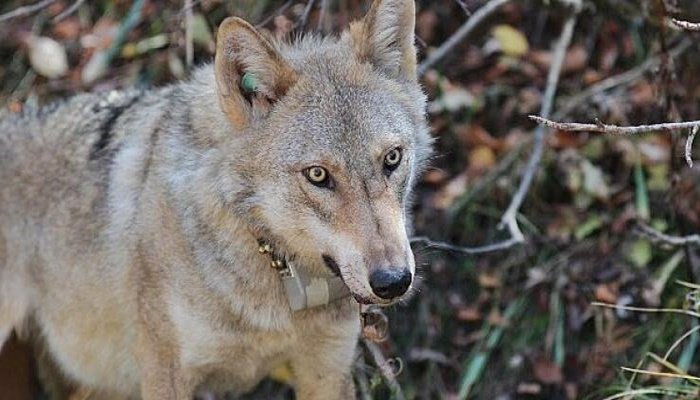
368,268,412,299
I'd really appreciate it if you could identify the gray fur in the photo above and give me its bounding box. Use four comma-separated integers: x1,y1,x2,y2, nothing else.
0,0,431,398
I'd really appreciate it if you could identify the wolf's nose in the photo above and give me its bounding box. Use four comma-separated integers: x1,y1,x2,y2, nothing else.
369,268,412,299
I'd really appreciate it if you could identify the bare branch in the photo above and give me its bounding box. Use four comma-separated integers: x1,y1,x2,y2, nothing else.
591,302,700,319
672,18,700,31
184,0,194,69
363,340,405,400
0,0,56,23
298,0,316,29
635,222,700,247
413,0,582,255
52,0,86,22
553,39,692,120
418,0,511,75
687,126,698,168
496,0,582,244
530,116,700,167
410,236,522,255
455,0,472,16
529,116,700,134
318,0,330,33
256,0,294,28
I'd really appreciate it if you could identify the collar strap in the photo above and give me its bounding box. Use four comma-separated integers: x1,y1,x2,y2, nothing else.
258,240,351,311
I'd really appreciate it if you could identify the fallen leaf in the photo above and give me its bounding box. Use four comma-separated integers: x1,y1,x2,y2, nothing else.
532,357,564,384
627,239,652,268
428,86,476,113
27,36,68,79
594,284,618,303
467,146,496,175
431,173,468,209
457,124,504,151
191,13,213,48
582,160,610,200
456,306,482,322
487,309,507,326
478,273,501,289
52,18,81,40
416,10,438,43
422,169,449,186
529,44,588,73
517,382,542,395
409,348,451,365
491,25,529,57
630,80,655,108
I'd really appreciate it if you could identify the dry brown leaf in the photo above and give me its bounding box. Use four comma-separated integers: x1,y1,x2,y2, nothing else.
532,357,564,384
422,169,449,186
594,284,618,303
517,382,542,395
53,18,81,40
457,124,504,151
456,306,482,322
431,173,468,209
467,146,496,176
478,273,502,289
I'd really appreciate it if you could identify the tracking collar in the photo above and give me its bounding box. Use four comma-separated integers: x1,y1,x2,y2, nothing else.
257,240,351,311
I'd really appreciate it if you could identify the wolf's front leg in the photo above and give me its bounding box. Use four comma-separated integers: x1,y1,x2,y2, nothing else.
292,359,356,400
137,338,195,400
135,311,196,400
290,330,359,400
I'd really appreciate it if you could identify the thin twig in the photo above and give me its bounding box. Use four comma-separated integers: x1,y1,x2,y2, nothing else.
177,0,201,17
497,0,582,242
256,0,294,28
553,39,692,119
448,139,528,217
663,324,700,361
418,0,510,75
184,0,194,69
620,367,700,382
0,0,56,23
635,222,700,247
687,126,698,168
81,0,145,84
455,0,472,16
410,236,522,255
530,116,700,167
318,0,329,33
530,115,700,134
364,340,405,400
412,0,581,255
591,302,700,319
298,0,316,29
52,0,85,22
672,18,700,31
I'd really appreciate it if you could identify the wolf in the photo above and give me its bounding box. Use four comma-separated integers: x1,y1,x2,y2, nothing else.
0,0,431,398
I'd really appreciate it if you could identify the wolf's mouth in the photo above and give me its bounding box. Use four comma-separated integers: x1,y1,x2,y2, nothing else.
321,255,403,305
322,254,341,277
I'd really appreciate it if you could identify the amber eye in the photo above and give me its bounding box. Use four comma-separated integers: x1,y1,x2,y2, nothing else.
384,148,402,172
304,166,332,188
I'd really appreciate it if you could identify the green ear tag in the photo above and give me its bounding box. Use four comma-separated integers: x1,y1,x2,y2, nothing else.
241,73,258,93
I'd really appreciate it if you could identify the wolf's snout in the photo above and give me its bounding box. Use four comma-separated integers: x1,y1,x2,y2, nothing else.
368,268,412,299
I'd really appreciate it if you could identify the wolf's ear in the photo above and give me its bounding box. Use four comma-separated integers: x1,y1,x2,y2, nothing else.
215,17,297,130
348,0,417,82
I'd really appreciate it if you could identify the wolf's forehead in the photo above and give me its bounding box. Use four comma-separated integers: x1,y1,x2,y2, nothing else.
283,94,413,162
293,84,413,136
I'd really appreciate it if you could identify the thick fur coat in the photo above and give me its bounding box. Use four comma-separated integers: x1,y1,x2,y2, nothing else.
0,0,431,398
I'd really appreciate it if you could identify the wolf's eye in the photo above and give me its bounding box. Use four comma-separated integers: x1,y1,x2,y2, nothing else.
304,166,333,188
384,148,402,173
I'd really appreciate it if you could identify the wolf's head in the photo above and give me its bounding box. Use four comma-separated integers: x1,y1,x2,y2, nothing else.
213,0,431,305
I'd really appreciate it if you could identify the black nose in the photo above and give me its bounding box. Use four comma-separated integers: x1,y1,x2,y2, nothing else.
369,268,412,299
